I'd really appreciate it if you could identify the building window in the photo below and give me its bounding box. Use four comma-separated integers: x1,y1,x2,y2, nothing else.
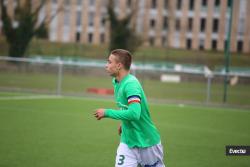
175,19,180,31
64,8,70,25
88,12,94,27
127,0,132,7
164,0,168,9
176,0,182,10
150,19,156,29
101,17,106,27
76,32,81,42
162,36,166,46
77,0,82,6
151,0,157,9
202,0,207,6
200,18,206,32
76,11,82,26
227,0,232,8
88,33,93,43
174,34,180,48
63,7,70,41
212,19,219,33
100,33,105,43
49,9,58,41
189,0,195,10
188,18,193,32
186,39,192,49
214,0,220,12
199,39,204,50
212,40,217,50
238,0,247,36
214,0,220,6
237,41,243,52
64,0,70,6
163,16,168,30
201,0,207,11
89,0,95,6
238,18,245,36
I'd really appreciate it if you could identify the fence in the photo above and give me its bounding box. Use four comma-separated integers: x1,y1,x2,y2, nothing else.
0,56,250,107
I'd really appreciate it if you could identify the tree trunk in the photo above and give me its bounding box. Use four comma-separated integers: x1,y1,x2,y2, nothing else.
8,39,30,58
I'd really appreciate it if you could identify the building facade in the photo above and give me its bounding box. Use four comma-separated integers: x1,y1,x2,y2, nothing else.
1,0,250,53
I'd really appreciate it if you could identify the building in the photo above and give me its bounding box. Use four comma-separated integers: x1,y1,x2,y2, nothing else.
1,0,250,53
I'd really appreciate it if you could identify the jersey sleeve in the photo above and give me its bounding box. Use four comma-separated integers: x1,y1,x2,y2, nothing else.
104,81,142,121
104,102,141,121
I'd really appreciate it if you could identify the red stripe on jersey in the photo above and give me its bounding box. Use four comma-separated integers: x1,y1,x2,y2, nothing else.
128,99,140,104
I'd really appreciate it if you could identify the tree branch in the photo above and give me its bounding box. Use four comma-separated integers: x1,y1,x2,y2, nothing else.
0,0,14,41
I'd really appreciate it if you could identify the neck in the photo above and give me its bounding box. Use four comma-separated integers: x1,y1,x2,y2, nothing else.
116,70,129,82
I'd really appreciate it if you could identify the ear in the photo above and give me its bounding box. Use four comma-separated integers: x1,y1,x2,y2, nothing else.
117,62,122,70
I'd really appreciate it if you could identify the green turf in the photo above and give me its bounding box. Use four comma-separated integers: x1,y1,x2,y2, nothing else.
0,92,35,97
0,71,249,106
0,93,249,167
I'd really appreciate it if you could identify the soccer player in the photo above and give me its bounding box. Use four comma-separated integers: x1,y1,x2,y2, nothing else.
94,49,165,167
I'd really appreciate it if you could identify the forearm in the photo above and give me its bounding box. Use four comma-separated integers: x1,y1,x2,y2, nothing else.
104,103,141,121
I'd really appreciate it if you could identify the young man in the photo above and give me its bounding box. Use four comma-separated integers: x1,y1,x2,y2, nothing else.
94,49,165,167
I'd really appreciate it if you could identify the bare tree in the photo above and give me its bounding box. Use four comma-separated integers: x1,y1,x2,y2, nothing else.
107,0,142,53
0,0,60,58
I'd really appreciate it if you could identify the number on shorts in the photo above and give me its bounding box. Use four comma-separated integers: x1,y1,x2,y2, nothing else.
118,155,125,165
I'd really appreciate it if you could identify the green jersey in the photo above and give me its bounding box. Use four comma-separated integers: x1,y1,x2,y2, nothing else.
104,74,161,148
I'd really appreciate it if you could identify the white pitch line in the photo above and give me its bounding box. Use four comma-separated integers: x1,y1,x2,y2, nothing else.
0,95,62,100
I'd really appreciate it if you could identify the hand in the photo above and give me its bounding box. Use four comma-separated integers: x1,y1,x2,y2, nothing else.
94,108,105,120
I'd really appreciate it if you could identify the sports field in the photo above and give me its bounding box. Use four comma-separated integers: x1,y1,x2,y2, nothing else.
0,71,250,106
0,92,249,167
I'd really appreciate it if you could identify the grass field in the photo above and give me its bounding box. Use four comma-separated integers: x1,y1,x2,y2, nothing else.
0,92,249,167
0,71,250,107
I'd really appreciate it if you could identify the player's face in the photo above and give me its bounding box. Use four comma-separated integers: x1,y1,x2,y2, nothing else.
105,54,121,77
